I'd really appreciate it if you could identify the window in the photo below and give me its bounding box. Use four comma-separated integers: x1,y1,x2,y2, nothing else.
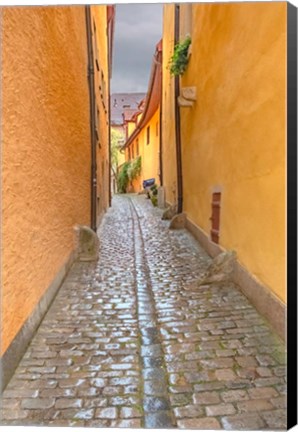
136,138,139,156
147,126,150,145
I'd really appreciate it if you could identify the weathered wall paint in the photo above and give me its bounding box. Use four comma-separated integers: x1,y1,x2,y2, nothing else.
161,5,177,206
125,108,160,192
162,2,286,302
1,6,110,354
91,6,110,224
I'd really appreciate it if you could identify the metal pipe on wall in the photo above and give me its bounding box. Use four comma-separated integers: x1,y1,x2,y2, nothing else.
85,5,97,231
174,4,183,214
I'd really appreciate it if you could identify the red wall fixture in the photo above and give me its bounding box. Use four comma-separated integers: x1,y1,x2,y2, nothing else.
210,192,221,243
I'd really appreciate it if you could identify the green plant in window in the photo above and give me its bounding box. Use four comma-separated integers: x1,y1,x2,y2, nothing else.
168,35,191,76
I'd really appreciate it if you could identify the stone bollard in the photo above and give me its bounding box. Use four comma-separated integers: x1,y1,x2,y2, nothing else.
197,250,237,286
74,225,99,262
169,212,186,229
157,186,166,208
161,204,177,220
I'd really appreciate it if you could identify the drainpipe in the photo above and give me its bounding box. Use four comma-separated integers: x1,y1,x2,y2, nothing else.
174,4,183,213
85,6,97,231
159,53,163,186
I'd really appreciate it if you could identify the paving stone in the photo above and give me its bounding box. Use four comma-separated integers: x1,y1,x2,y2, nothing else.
120,406,143,418
248,386,278,399
59,408,95,420
220,389,249,402
110,419,142,427
256,354,277,366
3,389,39,398
59,378,88,388
83,398,108,409
177,417,221,429
206,403,236,416
193,391,221,405
143,379,168,396
221,412,266,430
143,396,171,412
237,399,274,412
95,407,117,419
40,388,76,398
55,398,83,409
236,356,258,368
215,368,237,380
21,398,55,410
142,367,166,380
0,409,29,420
144,410,174,428
261,409,287,428
169,394,192,406
174,404,204,418
256,366,273,377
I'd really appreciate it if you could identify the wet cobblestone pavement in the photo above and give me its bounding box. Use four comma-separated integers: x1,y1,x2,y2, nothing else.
1,194,287,429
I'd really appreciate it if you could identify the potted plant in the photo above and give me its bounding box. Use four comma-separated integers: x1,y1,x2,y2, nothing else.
168,35,192,76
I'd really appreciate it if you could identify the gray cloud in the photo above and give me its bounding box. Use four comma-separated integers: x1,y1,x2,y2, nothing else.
111,4,163,93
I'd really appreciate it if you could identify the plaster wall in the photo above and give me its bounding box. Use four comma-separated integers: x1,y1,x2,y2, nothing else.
125,108,160,193
179,2,286,302
91,6,110,224
1,6,109,354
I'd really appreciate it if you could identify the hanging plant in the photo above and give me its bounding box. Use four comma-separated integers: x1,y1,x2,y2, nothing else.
168,35,192,76
127,156,142,181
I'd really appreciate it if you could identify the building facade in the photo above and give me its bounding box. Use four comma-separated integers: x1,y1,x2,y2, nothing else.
161,2,287,338
123,41,162,193
1,5,114,389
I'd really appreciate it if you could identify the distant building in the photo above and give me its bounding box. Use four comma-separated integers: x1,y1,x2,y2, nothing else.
122,41,162,193
110,93,146,193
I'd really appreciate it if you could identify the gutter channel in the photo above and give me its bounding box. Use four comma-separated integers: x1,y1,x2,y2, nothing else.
129,197,176,428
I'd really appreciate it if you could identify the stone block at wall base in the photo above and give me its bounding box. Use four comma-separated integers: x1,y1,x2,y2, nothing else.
185,217,286,342
0,250,76,393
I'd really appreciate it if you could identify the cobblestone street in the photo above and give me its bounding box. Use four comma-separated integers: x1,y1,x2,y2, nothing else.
1,194,287,429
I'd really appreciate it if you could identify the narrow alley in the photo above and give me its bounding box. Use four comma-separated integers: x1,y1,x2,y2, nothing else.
1,195,286,429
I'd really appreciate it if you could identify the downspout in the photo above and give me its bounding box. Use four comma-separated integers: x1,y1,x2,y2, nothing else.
108,91,112,207
159,52,163,186
85,6,97,231
174,4,183,213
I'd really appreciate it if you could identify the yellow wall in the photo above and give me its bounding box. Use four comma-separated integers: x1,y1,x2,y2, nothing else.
163,3,286,302
128,121,137,137
162,5,177,206
125,108,160,192
142,109,160,185
1,6,110,354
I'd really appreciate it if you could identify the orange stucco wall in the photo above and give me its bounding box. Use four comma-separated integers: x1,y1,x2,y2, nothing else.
162,2,286,302
1,6,110,355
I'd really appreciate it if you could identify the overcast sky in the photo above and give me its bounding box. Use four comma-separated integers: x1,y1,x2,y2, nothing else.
111,4,163,94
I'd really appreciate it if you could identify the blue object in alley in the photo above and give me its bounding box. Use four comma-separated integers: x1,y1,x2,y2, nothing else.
143,178,155,189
